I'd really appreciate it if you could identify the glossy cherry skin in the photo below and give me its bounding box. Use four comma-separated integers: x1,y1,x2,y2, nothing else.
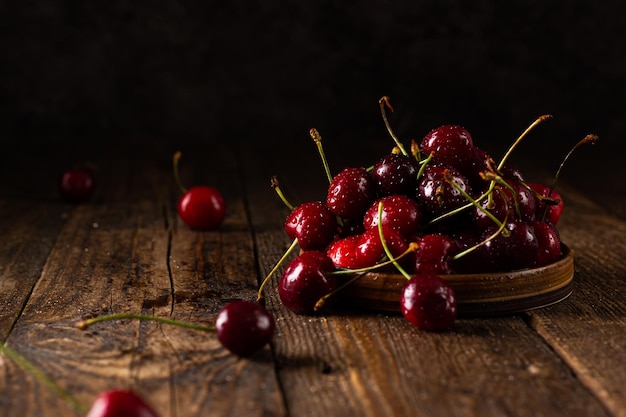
420,125,474,171
417,164,472,218
177,185,226,230
412,233,459,275
362,195,423,239
400,273,456,331
278,251,337,314
58,167,95,202
85,389,159,417
370,153,419,197
530,220,562,266
529,183,564,225
326,167,375,220
215,300,275,357
284,201,338,251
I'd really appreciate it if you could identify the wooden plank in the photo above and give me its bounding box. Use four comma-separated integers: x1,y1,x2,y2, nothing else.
0,138,286,417
242,141,612,417
526,184,626,417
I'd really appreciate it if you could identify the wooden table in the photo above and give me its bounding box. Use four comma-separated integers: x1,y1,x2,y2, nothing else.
1,130,625,417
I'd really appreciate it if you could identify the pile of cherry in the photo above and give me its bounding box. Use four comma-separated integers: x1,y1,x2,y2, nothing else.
264,97,597,334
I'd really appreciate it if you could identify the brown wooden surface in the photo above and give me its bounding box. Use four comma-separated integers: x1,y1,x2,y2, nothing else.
1,132,625,417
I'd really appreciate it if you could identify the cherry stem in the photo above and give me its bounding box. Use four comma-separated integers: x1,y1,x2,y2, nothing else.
415,152,434,182
0,343,88,414
548,133,599,195
172,151,188,193
497,114,552,171
410,139,422,162
315,242,419,311
452,213,510,260
379,96,409,157
76,313,216,332
442,169,508,233
271,176,294,211
377,201,411,280
309,128,333,184
257,238,299,301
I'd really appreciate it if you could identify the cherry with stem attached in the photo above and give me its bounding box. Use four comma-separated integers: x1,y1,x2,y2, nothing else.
173,151,227,231
375,201,457,331
77,300,275,358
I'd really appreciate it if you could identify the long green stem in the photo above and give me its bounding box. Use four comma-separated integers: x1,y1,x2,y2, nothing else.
76,313,215,332
0,343,88,414
257,238,299,301
497,114,552,171
379,96,409,156
310,128,333,184
377,202,411,279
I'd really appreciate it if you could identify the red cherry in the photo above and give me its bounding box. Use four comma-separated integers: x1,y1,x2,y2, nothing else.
85,389,159,417
412,233,459,275
58,167,95,202
355,226,409,270
529,182,564,225
400,274,456,331
326,235,361,269
362,194,423,238
420,125,474,171
215,300,275,357
177,185,226,230
530,220,562,266
278,251,337,314
326,167,375,219
284,201,338,251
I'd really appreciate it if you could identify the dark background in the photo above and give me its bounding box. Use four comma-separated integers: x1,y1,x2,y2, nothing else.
1,1,623,168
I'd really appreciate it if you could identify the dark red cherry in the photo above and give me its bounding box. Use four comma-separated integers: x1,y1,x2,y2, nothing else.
278,251,337,314
417,164,472,218
58,167,95,203
464,146,494,190
370,153,419,197
420,125,474,171
502,179,537,222
215,300,275,357
326,167,375,220
85,389,159,417
284,201,338,251
530,220,562,266
412,233,459,275
506,220,540,270
362,195,423,238
177,185,226,230
400,273,456,331
529,183,564,225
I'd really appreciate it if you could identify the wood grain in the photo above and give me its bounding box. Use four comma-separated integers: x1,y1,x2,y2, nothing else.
0,136,624,417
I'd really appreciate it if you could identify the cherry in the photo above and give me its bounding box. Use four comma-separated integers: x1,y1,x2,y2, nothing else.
173,152,226,230
420,125,474,171
464,146,494,190
278,250,337,314
529,182,564,225
177,185,227,230
85,389,159,417
356,226,409,267
370,153,419,197
530,220,562,266
326,167,375,220
326,234,361,269
284,201,338,251
412,233,459,275
215,300,276,357
362,194,423,238
417,164,472,219
400,273,457,331
58,166,95,203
